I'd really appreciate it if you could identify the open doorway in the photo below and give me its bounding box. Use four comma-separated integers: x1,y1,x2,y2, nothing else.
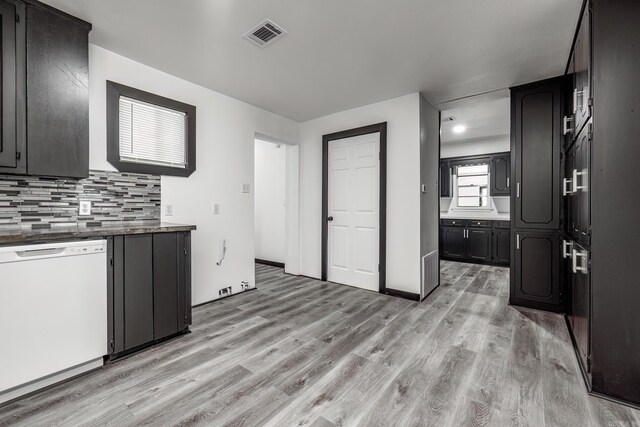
254,139,286,268
253,134,300,275
438,90,511,267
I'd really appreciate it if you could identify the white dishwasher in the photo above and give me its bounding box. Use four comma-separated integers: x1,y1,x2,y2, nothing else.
0,240,107,404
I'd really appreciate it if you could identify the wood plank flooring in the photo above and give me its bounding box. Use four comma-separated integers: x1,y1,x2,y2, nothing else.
1,261,639,426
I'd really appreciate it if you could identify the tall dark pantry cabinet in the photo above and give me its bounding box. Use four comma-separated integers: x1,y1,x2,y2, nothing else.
510,0,640,408
509,77,564,313
568,0,640,407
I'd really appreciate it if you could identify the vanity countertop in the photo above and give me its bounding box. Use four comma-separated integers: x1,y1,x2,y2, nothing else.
440,212,510,221
0,222,196,245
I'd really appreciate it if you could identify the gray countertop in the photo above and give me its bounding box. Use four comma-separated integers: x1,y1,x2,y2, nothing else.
440,212,510,221
0,222,196,245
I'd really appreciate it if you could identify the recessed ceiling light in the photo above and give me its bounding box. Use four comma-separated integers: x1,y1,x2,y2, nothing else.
453,125,466,134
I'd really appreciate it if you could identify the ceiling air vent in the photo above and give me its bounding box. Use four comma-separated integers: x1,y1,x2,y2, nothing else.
243,19,287,48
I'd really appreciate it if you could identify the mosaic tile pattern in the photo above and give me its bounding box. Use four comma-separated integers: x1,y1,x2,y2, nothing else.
0,170,161,231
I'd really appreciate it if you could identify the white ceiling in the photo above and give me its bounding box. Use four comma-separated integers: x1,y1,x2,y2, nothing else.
440,90,510,145
41,0,582,122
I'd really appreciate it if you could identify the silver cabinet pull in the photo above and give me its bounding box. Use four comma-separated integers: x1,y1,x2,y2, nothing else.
507,177,510,188
562,240,574,258
563,116,574,135
563,177,574,196
516,234,520,250
574,168,587,192
573,88,578,114
516,182,520,198
572,248,588,274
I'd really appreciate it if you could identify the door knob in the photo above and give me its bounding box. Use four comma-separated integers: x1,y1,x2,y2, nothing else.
327,216,334,222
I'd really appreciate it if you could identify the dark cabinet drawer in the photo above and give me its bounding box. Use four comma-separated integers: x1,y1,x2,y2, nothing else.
441,219,464,227
492,220,511,229
466,219,490,228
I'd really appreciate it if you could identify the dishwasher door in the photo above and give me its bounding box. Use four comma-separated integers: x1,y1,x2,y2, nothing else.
0,240,107,401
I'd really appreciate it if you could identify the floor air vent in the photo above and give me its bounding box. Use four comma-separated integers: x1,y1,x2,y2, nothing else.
243,19,287,48
422,250,439,300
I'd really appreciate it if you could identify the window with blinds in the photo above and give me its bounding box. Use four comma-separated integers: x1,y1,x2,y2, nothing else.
119,96,187,168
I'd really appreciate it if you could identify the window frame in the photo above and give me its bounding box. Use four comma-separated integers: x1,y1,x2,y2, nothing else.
107,81,196,177
455,163,490,208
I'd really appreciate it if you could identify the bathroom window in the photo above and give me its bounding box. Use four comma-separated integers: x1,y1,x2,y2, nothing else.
107,81,196,177
456,164,489,207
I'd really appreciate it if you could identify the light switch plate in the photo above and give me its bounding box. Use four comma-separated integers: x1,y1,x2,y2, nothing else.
165,204,174,216
79,200,91,216
213,203,220,215
242,184,251,193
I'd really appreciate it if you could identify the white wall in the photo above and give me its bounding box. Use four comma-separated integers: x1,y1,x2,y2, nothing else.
254,139,286,263
88,44,299,305
420,95,440,258
299,93,422,294
441,136,509,158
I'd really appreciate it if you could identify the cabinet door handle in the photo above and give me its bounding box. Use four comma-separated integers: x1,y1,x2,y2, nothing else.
563,116,574,135
516,234,520,250
573,88,579,114
563,178,574,196
574,249,588,274
562,240,574,258
516,182,520,198
507,177,510,188
574,168,587,191
572,249,578,273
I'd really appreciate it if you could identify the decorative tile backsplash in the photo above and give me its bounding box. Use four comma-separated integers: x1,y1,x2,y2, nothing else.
0,170,161,231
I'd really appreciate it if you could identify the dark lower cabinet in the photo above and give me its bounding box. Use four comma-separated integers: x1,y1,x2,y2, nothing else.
122,234,154,350
467,228,491,262
108,231,192,358
565,240,591,385
492,228,510,265
511,231,561,312
440,220,509,266
441,226,465,259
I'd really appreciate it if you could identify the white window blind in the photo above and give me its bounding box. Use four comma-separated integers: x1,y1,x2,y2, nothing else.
119,96,187,169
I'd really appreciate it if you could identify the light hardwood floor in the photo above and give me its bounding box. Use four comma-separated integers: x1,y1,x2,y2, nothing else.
1,261,639,426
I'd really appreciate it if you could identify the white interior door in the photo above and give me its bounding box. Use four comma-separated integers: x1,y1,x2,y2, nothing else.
327,132,380,291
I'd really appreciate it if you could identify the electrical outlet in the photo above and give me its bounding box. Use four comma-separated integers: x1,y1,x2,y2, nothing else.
242,184,251,193
241,281,251,291
165,204,174,216
79,200,92,216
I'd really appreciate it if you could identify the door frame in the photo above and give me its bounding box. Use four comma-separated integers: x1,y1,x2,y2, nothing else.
321,122,387,293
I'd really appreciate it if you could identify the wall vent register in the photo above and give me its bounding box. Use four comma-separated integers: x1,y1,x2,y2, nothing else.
243,19,287,47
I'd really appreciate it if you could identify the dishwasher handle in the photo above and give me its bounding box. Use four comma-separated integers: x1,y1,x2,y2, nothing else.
16,248,65,258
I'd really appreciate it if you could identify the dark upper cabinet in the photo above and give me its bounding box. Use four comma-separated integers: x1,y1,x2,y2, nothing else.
0,1,90,178
573,4,591,138
490,153,510,196
108,231,192,357
511,78,563,230
467,228,491,262
440,160,451,197
492,228,510,265
511,231,561,312
0,0,25,173
441,226,466,259
26,3,90,178
565,123,591,246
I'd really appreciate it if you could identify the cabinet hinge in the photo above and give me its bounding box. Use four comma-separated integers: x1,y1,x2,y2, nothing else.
109,258,114,267
184,249,188,256
587,355,592,373
109,339,115,350
15,14,19,23
15,151,21,160
588,123,593,140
